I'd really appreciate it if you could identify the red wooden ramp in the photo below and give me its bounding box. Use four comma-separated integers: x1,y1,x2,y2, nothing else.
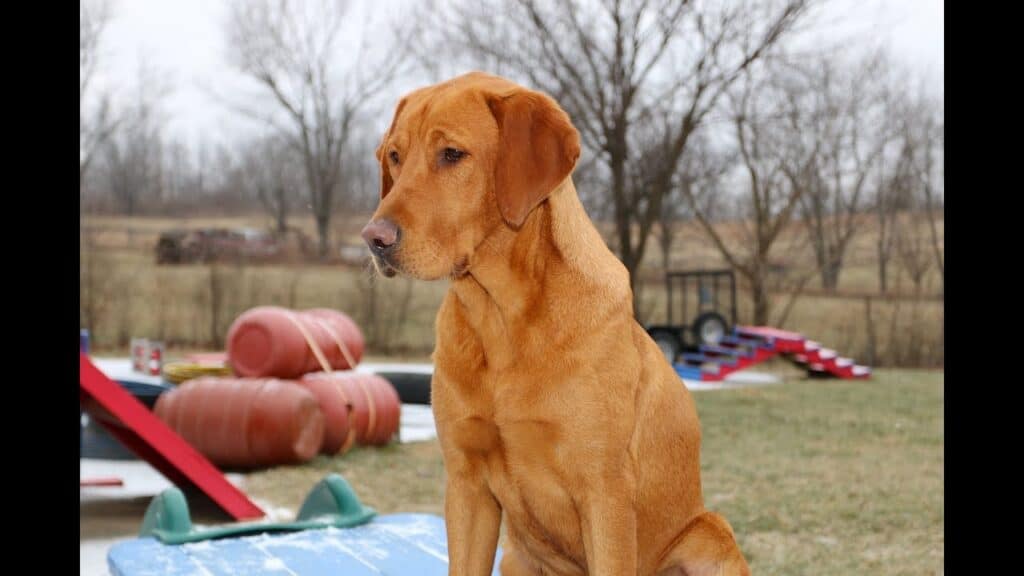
79,353,265,520
674,326,871,382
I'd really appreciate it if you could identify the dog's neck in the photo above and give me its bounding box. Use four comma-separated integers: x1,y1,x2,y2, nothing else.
452,179,632,345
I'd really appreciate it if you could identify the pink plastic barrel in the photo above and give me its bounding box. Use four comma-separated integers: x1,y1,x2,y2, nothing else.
301,373,401,446
153,377,325,468
226,306,365,379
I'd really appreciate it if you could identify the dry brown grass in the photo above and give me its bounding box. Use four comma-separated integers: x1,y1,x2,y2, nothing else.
80,212,942,366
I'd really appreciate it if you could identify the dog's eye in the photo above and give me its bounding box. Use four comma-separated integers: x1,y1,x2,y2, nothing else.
442,147,466,164
388,150,400,164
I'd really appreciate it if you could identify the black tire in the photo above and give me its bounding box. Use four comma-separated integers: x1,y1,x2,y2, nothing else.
649,329,682,363
375,372,432,405
81,415,139,460
691,312,729,347
81,382,170,460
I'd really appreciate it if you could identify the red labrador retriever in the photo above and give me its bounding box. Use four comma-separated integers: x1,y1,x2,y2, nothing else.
362,72,750,576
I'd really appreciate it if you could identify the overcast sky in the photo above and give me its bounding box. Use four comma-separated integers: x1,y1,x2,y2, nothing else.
89,0,943,152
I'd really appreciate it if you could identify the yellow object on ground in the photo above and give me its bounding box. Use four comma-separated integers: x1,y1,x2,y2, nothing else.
162,362,232,384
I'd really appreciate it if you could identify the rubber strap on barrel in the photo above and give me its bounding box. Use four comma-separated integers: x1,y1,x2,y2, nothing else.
284,311,333,374
327,378,357,455
284,312,362,452
353,377,377,442
313,317,358,370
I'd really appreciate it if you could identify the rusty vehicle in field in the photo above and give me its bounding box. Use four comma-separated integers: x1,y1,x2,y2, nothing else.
156,227,315,265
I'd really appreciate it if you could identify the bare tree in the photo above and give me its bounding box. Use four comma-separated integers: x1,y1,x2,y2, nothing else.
79,0,108,114
157,137,219,213
874,175,902,294
784,52,891,291
98,63,169,216
80,0,120,189
211,147,252,213
895,218,932,295
428,0,812,305
908,91,944,291
225,0,414,258
873,81,943,296
679,70,806,325
868,63,944,296
162,139,192,206
655,197,686,273
655,134,731,272
874,86,918,294
333,120,385,214
240,135,302,235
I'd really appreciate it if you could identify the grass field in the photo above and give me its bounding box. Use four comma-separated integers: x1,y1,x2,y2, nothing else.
242,369,943,575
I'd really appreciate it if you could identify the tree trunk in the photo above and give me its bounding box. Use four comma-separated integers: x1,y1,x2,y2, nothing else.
315,211,330,259
821,258,842,291
752,289,770,326
750,275,770,326
274,185,289,235
659,223,672,272
276,212,288,236
877,248,888,294
876,203,889,294
925,206,944,292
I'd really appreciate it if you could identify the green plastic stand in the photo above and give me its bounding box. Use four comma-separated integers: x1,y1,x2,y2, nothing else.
140,474,377,544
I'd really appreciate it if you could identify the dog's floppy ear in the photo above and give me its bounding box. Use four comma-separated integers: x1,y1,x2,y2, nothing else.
375,97,408,199
486,89,581,229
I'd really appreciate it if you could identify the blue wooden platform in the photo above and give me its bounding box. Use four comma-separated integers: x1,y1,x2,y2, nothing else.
108,513,502,575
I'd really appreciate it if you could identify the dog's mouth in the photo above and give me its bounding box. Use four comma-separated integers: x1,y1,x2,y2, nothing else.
371,254,400,278
372,251,470,281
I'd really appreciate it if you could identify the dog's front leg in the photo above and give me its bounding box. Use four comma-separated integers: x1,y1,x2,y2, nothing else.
578,473,639,575
444,449,502,576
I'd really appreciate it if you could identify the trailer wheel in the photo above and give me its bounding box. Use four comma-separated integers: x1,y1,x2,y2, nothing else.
649,329,682,363
692,312,729,347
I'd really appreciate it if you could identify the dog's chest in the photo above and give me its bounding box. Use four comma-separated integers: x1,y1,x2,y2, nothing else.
445,405,587,565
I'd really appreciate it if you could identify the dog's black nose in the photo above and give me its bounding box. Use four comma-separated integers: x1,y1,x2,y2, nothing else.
361,219,400,256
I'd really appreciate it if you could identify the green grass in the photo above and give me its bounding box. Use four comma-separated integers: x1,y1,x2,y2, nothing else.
243,369,944,575
245,441,448,517
697,370,944,574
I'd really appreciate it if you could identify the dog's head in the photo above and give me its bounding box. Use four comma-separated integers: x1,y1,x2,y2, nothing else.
361,72,581,280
